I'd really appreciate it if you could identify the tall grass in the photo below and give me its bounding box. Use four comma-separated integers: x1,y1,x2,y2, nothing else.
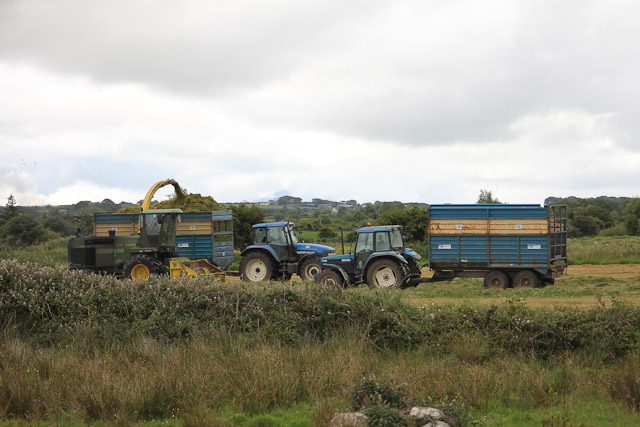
1,332,639,425
568,236,640,264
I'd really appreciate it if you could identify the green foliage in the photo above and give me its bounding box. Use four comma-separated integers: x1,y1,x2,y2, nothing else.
376,206,429,242
569,214,603,237
567,235,640,264
623,198,640,235
362,405,404,427
232,203,265,249
0,214,48,247
318,226,337,240
352,377,408,410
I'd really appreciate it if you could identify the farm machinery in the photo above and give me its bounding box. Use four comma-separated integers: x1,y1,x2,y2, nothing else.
240,221,335,281
68,179,226,281
315,225,422,289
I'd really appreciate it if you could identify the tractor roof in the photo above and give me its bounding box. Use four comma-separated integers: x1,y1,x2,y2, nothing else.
252,221,295,228
356,225,402,233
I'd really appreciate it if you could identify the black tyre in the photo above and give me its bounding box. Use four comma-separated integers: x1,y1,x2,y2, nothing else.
366,259,403,289
123,254,163,281
513,270,541,288
483,270,509,289
316,269,344,288
299,257,322,281
240,252,274,282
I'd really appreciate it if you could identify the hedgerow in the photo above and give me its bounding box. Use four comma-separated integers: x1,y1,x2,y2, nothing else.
2,259,640,360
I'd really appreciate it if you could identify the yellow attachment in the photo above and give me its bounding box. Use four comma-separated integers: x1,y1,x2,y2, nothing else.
169,257,226,281
142,179,182,211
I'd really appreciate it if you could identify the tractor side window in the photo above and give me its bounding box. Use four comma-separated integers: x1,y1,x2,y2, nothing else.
159,215,176,246
254,228,267,244
356,232,373,253
288,225,299,244
268,227,287,245
390,229,404,250
375,232,391,252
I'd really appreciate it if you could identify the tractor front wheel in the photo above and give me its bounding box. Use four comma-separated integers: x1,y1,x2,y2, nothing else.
366,259,403,289
240,252,274,282
316,269,344,288
299,257,322,281
123,254,163,281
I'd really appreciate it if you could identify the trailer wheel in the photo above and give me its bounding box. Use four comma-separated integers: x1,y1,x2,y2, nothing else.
483,270,509,289
316,269,344,288
240,252,274,282
366,259,402,289
513,270,541,288
299,257,322,281
123,254,162,281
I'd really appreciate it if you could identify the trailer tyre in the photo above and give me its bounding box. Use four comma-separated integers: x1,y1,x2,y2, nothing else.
366,259,403,289
484,270,509,289
240,252,274,282
123,254,162,281
316,269,344,288
299,257,322,281
513,270,541,288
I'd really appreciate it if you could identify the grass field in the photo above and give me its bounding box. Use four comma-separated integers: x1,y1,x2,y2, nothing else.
1,236,640,425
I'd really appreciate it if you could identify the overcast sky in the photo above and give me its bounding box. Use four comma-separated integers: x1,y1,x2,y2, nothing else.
1,0,639,207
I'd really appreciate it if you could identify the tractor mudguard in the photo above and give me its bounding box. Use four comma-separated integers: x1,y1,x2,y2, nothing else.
241,245,281,263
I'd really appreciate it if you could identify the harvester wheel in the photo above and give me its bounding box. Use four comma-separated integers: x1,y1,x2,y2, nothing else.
483,270,509,289
366,259,402,289
123,255,162,281
299,257,322,281
513,270,541,288
240,252,274,282
316,269,344,288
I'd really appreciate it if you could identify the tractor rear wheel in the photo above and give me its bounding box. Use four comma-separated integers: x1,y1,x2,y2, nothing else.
123,254,163,281
240,252,274,282
316,269,344,288
299,257,322,281
366,259,403,289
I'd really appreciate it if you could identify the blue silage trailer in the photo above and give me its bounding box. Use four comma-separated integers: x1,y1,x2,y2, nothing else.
427,204,567,288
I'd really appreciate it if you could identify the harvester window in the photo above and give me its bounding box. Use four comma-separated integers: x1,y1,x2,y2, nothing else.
375,232,391,252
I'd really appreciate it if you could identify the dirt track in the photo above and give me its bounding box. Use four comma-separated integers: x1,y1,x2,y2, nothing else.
562,264,640,278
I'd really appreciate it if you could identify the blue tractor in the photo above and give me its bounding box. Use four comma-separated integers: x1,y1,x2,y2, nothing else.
315,225,422,289
240,221,336,282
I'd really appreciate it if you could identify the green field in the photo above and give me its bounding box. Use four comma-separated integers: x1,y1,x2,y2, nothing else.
1,237,640,425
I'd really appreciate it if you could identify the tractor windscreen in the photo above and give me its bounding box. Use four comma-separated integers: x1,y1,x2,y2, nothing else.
390,229,404,251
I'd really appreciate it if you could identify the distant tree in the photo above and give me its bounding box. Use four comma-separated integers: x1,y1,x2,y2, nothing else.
571,215,603,237
1,194,18,225
318,226,337,240
277,196,302,205
41,212,75,236
377,206,429,242
0,214,47,247
477,190,502,204
623,198,640,235
231,204,265,249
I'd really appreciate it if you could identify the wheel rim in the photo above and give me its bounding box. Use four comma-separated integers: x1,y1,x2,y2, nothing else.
130,264,150,280
323,276,338,287
246,259,268,281
487,276,504,288
304,263,321,279
374,267,397,288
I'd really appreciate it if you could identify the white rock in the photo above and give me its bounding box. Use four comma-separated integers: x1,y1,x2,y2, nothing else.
329,412,368,427
410,407,445,420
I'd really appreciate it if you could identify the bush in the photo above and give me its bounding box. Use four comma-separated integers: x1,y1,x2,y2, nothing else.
0,214,48,247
